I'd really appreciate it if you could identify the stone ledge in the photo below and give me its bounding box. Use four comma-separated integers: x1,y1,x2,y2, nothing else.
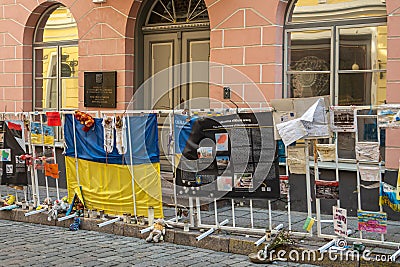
0,209,397,267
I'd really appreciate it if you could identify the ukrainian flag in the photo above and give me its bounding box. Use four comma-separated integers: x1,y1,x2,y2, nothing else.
64,114,163,218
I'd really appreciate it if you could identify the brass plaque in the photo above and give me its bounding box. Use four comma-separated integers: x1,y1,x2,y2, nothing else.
84,72,116,108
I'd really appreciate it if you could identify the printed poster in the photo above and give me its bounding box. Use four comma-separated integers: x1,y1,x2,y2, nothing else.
1,121,27,187
316,144,336,162
280,175,289,195
6,121,26,152
355,142,380,162
359,165,380,182
357,210,387,234
330,107,356,132
287,146,306,174
215,133,229,151
315,180,339,199
333,206,347,237
175,112,280,199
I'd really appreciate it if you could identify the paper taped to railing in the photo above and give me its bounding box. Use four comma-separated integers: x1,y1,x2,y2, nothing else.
359,165,380,182
287,146,306,174
275,98,329,146
355,142,380,162
316,144,336,162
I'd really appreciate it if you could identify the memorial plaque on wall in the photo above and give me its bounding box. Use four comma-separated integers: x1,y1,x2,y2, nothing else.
84,72,116,108
175,112,280,200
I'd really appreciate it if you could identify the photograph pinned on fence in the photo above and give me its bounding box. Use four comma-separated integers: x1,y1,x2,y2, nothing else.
357,210,387,234
315,180,339,199
333,206,347,237
330,107,356,132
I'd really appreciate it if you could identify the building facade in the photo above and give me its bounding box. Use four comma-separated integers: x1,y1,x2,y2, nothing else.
1,0,400,169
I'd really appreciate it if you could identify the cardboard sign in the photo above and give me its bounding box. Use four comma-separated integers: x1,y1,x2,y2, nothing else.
358,210,387,234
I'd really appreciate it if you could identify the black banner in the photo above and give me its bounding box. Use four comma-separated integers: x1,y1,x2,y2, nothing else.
0,122,27,187
176,112,280,199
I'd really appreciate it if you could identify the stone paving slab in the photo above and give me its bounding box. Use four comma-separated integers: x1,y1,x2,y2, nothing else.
0,219,312,267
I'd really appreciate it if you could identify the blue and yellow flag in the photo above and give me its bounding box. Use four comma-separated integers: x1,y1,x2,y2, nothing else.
64,114,163,218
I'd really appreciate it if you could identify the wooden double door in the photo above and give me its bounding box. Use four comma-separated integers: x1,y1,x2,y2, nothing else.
144,30,210,110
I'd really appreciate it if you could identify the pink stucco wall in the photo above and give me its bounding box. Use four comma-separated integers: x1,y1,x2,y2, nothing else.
1,0,400,168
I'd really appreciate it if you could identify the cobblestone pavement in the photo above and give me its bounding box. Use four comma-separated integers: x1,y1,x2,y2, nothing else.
0,220,320,267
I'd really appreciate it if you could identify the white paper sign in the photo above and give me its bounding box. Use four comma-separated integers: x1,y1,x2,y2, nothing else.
276,98,329,146
356,142,380,162
333,206,347,237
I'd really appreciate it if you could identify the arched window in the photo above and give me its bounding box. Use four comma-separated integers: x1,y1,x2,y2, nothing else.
285,0,387,106
146,0,209,25
33,5,78,111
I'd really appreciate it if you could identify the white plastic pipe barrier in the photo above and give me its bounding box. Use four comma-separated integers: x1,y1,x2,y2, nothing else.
196,219,229,241
57,213,76,222
318,240,336,253
0,204,19,211
97,217,121,227
318,229,354,253
25,209,47,217
391,248,400,261
254,224,284,246
140,226,154,234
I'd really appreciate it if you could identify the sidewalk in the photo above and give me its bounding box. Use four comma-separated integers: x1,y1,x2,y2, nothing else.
1,181,400,261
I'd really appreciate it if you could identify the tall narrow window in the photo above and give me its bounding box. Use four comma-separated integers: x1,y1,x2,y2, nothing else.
34,5,78,111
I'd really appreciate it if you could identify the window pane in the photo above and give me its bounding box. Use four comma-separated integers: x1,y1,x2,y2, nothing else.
291,0,386,24
61,78,78,109
289,30,331,69
35,78,58,109
339,26,386,71
35,48,57,78
339,72,385,105
35,6,78,43
60,46,78,78
288,72,330,98
337,132,355,159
